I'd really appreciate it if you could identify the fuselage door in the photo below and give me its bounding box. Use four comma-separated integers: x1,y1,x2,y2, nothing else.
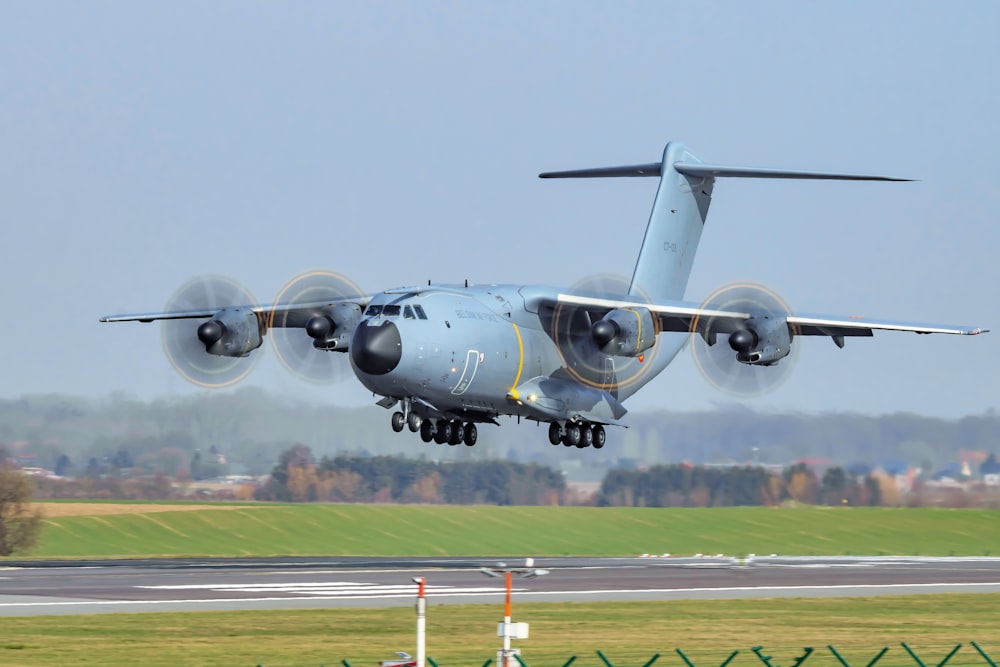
451,349,481,395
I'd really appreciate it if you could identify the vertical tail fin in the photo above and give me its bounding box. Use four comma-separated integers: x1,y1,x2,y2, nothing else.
539,141,910,303
628,142,712,301
540,141,712,302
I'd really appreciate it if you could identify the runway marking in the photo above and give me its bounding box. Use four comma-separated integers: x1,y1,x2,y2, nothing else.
136,581,509,597
1,581,1000,611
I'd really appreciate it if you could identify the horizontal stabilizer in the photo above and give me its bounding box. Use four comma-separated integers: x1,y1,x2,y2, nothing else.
675,163,913,182
538,159,910,182
538,163,662,179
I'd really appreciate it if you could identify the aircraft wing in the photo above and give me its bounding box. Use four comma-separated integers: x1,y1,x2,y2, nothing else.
99,299,371,325
553,293,989,338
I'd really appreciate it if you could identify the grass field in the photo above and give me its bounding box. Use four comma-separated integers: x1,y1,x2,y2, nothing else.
20,503,1000,559
0,595,997,667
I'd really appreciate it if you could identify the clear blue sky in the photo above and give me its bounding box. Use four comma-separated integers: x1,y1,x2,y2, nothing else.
2,2,997,417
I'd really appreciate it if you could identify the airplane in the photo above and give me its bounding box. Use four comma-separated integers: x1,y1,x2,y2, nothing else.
101,141,989,450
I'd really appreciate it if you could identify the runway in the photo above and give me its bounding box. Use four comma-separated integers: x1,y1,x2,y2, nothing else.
2,556,999,616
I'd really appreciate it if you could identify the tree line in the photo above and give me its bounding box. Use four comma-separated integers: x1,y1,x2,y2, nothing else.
3,390,999,484
253,445,566,505
596,462,885,507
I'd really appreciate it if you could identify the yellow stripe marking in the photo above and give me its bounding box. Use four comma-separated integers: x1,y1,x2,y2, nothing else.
627,307,643,348
508,323,524,396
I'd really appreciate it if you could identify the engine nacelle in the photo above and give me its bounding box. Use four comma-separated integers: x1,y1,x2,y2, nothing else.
591,307,656,357
729,316,791,365
305,303,363,351
196,307,263,357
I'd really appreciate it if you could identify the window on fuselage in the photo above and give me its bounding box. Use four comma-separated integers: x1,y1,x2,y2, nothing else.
403,306,415,320
383,304,401,317
413,305,428,320
365,305,383,317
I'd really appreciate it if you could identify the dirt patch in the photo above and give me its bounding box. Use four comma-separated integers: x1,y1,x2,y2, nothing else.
33,503,259,518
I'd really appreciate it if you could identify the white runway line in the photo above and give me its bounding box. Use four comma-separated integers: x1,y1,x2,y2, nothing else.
135,581,511,597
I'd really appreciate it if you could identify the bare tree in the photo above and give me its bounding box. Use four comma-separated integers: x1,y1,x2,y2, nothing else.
0,466,43,556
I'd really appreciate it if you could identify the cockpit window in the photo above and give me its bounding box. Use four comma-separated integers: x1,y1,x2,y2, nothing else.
365,305,382,317
413,305,428,320
403,305,415,320
382,304,401,317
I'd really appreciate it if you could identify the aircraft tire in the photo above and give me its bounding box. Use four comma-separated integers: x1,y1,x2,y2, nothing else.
463,422,478,446
548,422,562,445
564,424,581,447
592,424,606,449
391,411,406,433
434,421,450,445
420,419,434,443
579,425,593,448
448,421,464,445
407,412,422,432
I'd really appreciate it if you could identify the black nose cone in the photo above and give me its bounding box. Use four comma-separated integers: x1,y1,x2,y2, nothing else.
351,319,402,375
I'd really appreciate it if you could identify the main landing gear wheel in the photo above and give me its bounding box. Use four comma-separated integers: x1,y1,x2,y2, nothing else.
407,413,422,432
592,424,606,449
391,411,406,433
463,422,478,447
563,424,582,447
434,420,451,445
448,421,464,446
579,426,593,448
420,419,434,443
548,422,562,446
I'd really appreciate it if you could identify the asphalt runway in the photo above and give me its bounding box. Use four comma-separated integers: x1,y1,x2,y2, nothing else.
2,556,999,616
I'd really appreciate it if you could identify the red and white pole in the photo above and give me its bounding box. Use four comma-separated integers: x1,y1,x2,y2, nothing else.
502,570,513,667
416,577,426,667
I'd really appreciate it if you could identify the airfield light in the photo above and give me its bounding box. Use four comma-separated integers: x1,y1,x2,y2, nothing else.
479,559,549,667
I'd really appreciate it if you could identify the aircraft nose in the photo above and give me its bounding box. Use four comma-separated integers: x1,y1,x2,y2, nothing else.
350,319,402,375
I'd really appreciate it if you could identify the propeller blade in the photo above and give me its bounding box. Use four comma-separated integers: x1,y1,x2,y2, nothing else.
689,282,798,397
550,274,659,394
269,270,365,384
161,275,260,388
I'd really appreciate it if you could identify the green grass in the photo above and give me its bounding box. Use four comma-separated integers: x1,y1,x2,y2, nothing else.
0,595,998,667
23,504,1000,559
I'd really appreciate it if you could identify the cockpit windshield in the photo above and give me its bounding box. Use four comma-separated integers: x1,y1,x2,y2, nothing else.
366,302,427,319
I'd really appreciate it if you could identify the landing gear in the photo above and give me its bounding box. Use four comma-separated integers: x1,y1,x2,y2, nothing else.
592,424,606,449
448,420,464,445
391,411,406,433
434,420,451,445
407,414,482,447
407,412,422,432
551,420,608,449
420,419,434,443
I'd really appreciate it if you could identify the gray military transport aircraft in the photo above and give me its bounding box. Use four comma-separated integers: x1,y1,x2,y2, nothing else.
101,141,988,449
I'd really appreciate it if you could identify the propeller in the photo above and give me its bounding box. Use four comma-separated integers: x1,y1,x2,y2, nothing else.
689,282,799,397
269,269,366,384
550,274,660,395
161,275,261,388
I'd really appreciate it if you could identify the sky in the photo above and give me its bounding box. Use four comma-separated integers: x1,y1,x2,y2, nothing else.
1,2,998,418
